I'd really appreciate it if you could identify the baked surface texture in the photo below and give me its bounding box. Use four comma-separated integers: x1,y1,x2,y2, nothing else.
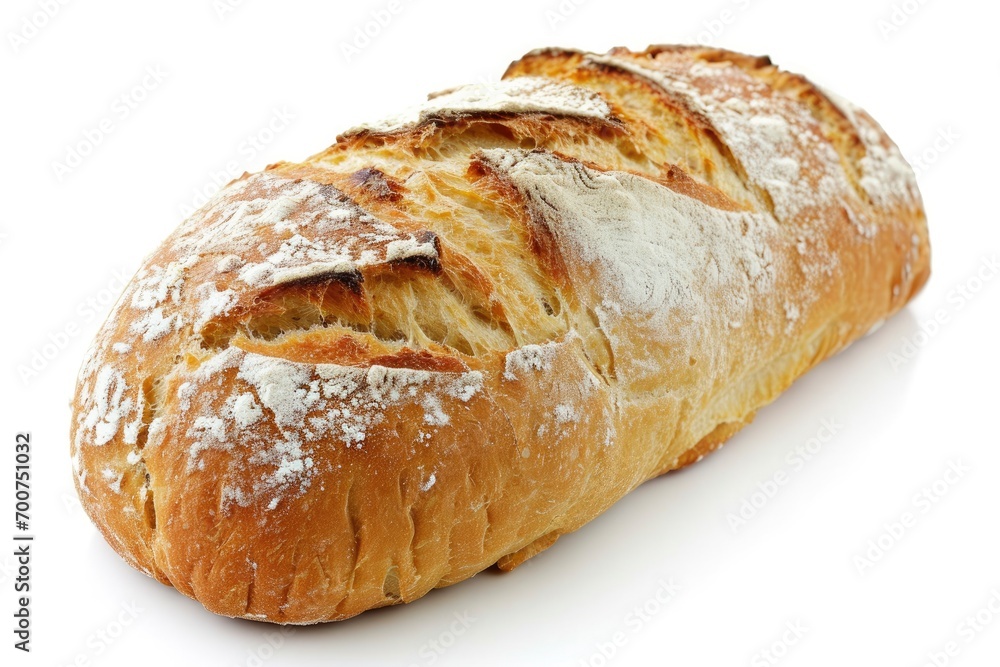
70,45,930,623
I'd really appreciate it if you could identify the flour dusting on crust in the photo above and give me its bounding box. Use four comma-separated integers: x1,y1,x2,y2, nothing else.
503,340,560,381
171,349,485,511
347,76,613,135
587,54,853,223
172,173,441,289
479,148,782,390
821,87,920,207
481,150,776,317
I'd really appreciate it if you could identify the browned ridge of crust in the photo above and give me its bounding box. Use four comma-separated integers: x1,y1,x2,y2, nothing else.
70,44,929,624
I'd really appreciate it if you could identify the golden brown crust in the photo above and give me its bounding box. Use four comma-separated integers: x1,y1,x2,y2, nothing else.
70,45,929,623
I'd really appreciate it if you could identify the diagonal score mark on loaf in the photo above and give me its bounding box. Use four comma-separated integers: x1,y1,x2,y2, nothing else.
167,171,519,357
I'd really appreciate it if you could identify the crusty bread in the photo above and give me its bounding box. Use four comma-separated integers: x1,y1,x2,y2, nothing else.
70,44,930,623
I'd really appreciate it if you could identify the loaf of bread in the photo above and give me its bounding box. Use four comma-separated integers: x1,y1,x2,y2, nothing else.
70,45,930,623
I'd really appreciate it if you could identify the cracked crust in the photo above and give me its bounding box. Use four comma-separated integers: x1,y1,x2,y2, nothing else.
70,44,929,623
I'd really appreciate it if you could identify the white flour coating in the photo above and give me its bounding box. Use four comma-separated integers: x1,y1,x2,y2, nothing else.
587,54,851,222
228,392,263,428
844,205,878,240
479,148,779,387
784,301,800,323
236,354,317,429
73,352,144,455
130,308,180,343
248,437,314,511
348,76,613,135
194,284,237,332
554,403,579,425
177,349,484,510
821,87,920,207
220,485,248,510
126,259,195,342
268,259,359,287
129,260,188,311
502,334,607,443
420,472,437,492
444,372,483,402
783,301,801,333
186,416,228,471
73,451,87,493
177,382,194,411
480,148,775,319
172,174,441,289
421,395,450,426
145,417,167,451
503,340,559,381
216,255,244,273
239,234,357,287
384,237,437,262
102,467,123,493
83,366,131,446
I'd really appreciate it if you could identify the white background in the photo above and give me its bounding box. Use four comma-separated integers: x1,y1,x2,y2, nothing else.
2,0,998,665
